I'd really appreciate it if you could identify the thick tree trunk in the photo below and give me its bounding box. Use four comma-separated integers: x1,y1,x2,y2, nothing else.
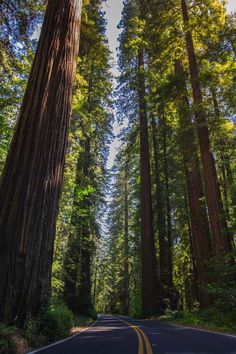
151,115,168,288
211,89,235,246
224,156,236,244
185,194,199,303
122,168,129,315
220,152,230,220
138,50,160,316
0,0,82,325
211,87,230,221
174,59,212,308
181,0,231,253
162,116,173,289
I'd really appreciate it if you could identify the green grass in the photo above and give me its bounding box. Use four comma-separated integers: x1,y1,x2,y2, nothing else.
155,309,236,334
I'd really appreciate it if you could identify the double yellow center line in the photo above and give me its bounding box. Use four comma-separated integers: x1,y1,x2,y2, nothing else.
119,319,153,354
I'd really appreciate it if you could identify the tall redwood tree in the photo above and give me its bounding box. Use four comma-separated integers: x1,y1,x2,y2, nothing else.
174,59,212,308
181,0,231,253
0,0,82,325
138,49,160,316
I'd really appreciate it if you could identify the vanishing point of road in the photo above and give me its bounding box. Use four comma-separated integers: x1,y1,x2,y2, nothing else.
27,314,236,354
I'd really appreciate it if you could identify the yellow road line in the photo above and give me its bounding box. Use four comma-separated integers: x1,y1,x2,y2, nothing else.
136,326,153,354
134,326,144,354
118,318,153,354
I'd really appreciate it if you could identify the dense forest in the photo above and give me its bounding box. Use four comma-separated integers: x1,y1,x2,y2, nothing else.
0,0,236,352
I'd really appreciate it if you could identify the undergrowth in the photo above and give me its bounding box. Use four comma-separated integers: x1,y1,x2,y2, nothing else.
0,303,97,353
157,308,236,334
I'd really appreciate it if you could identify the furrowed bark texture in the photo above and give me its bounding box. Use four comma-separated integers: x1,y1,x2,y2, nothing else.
174,59,212,308
151,115,169,288
0,0,82,325
181,0,231,253
123,169,130,315
138,50,160,316
162,116,173,289
211,89,235,247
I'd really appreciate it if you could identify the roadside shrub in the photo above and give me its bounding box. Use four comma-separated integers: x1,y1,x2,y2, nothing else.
0,324,16,354
199,307,236,331
41,304,74,341
82,307,97,320
25,318,46,347
207,252,236,322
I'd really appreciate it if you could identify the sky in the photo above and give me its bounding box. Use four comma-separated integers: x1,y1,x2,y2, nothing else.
104,0,236,169
103,0,124,169
227,0,236,13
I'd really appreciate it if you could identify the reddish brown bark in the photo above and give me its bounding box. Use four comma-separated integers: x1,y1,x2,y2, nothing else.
181,0,231,253
174,59,212,308
162,115,173,289
211,89,235,247
0,0,82,325
138,50,160,316
151,115,169,287
121,167,130,315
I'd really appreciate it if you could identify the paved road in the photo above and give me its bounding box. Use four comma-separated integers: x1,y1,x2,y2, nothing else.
28,314,236,354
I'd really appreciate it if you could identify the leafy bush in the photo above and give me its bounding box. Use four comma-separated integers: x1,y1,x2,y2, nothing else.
25,303,75,346
41,304,74,341
207,253,236,321
25,318,46,347
0,324,16,354
199,307,236,331
82,307,97,320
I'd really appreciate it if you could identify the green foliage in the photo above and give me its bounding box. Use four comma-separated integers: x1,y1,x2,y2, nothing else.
207,253,236,317
80,307,97,320
25,318,46,347
41,304,74,341
54,1,113,314
160,251,236,332
0,0,42,173
25,304,74,346
160,308,236,333
0,324,17,354
96,0,236,320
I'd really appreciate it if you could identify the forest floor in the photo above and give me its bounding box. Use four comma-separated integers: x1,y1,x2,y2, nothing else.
25,316,95,354
70,316,95,335
155,311,236,335
0,316,95,354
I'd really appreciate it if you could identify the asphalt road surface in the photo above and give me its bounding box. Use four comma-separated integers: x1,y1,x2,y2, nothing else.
27,314,236,354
